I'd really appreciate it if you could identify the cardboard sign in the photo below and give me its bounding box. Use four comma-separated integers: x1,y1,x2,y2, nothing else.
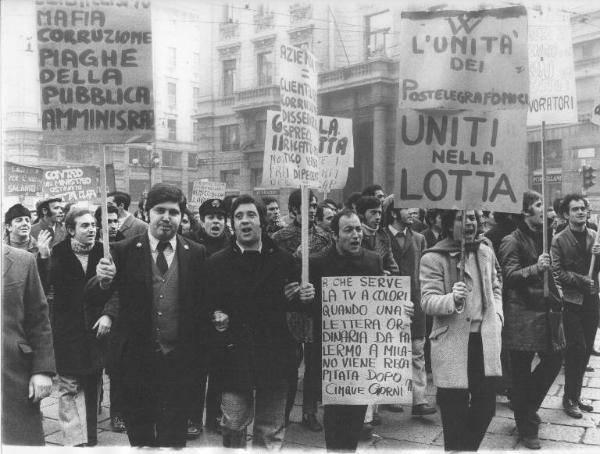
261,45,319,188
394,108,528,213
190,181,226,205
263,110,353,192
322,276,412,405
4,162,44,197
36,1,154,144
527,7,577,125
42,166,99,202
399,6,528,110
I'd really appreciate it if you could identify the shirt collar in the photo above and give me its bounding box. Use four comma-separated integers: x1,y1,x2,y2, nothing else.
148,231,177,252
388,225,407,237
236,240,262,254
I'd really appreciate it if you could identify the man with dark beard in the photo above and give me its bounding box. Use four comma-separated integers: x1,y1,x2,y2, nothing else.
499,191,564,449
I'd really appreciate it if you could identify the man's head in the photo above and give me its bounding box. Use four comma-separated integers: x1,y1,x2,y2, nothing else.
522,190,544,229
386,202,412,229
288,188,317,225
36,198,63,224
94,205,120,240
344,192,362,211
231,194,265,249
199,199,227,239
441,209,477,242
316,203,335,232
65,208,96,245
5,204,32,241
408,208,421,223
331,209,363,256
561,193,587,228
107,191,131,215
361,184,385,203
425,209,442,230
322,198,338,213
356,196,382,230
145,184,186,241
262,196,281,224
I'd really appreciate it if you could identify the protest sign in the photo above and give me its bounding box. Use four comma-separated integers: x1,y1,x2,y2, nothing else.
42,166,99,202
190,181,226,205
399,6,528,110
322,276,412,405
592,85,600,127
261,46,319,188
36,1,154,144
4,162,44,197
263,110,354,192
394,108,528,213
527,7,577,126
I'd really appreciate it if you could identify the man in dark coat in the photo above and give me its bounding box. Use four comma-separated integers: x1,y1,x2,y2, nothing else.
551,193,600,418
90,184,207,447
2,245,56,446
310,209,413,452
49,207,117,446
499,191,564,449
107,191,148,239
385,203,436,417
185,198,231,256
31,197,66,248
207,194,314,449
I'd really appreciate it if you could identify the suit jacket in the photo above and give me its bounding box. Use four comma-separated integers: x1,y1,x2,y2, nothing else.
30,218,66,249
551,226,600,306
386,226,426,338
420,239,503,388
118,214,148,239
86,234,207,387
2,245,55,445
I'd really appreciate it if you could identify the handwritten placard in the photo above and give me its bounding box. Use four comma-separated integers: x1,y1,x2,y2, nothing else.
42,166,99,202
322,276,412,405
4,162,44,197
36,0,154,144
190,181,226,205
399,6,528,110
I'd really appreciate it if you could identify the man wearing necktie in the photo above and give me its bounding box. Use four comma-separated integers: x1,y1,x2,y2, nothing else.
88,183,207,447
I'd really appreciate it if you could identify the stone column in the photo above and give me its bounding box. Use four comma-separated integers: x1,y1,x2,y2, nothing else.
372,105,387,188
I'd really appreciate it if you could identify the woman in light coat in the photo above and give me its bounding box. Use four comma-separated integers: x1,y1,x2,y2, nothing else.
420,209,503,451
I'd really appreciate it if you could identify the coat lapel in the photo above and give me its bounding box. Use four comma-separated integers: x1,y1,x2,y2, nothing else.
3,246,14,277
175,234,190,302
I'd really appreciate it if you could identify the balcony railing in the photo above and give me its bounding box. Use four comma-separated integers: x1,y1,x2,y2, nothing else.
319,58,398,92
234,85,280,111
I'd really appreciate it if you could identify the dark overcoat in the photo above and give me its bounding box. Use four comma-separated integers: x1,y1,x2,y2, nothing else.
2,245,56,445
49,239,115,375
205,236,303,392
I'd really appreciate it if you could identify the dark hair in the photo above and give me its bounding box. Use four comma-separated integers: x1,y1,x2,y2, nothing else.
145,184,186,213
384,200,400,227
493,212,514,226
316,202,336,222
107,191,131,210
222,195,238,220
330,208,360,236
65,208,94,235
178,208,197,234
288,188,316,213
94,205,118,225
560,193,585,217
552,198,563,216
356,196,381,217
361,184,383,197
36,197,62,219
322,198,339,211
440,209,459,238
262,196,278,207
425,209,442,227
521,190,542,215
230,194,267,229
344,192,362,210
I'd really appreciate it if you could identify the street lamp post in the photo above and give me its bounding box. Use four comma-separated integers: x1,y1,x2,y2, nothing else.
131,144,160,195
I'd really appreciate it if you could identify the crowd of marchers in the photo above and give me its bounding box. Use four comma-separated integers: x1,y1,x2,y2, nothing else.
2,183,600,451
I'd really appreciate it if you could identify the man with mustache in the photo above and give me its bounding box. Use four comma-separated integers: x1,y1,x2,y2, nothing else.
420,209,503,451
89,184,207,447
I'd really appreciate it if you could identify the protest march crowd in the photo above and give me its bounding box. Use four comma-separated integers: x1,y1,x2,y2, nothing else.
3,182,600,452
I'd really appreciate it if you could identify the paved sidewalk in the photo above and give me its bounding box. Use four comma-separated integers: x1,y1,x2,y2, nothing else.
41,337,600,450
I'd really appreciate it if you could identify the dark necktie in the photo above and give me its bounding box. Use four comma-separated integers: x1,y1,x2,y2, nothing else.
396,232,405,250
156,241,169,275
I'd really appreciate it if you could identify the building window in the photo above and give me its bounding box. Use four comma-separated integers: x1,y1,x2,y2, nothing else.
167,82,177,110
193,87,201,110
129,147,151,165
167,47,176,70
529,140,562,170
39,144,57,160
220,124,240,151
223,59,236,96
167,119,177,140
188,152,199,168
581,41,595,59
193,121,202,143
162,150,181,167
366,10,391,57
220,169,240,187
251,168,263,188
256,119,267,147
257,51,273,86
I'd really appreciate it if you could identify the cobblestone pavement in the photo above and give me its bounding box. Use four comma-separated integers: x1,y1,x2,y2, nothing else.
41,332,600,451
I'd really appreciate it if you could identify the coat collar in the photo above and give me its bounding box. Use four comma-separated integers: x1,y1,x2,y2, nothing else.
3,244,15,277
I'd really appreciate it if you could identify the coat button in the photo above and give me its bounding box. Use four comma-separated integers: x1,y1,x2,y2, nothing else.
159,294,164,299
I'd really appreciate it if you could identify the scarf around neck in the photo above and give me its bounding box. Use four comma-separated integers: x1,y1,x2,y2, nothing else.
70,238,94,254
